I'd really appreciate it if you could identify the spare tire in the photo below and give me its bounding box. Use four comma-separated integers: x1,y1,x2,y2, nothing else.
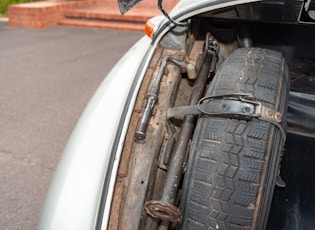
179,48,289,229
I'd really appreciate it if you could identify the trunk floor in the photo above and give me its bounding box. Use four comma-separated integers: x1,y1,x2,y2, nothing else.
267,132,315,229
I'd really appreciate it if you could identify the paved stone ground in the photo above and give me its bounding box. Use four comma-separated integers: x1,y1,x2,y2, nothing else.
0,22,142,229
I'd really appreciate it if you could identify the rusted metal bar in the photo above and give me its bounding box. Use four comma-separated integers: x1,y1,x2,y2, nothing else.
145,33,219,222
134,57,190,141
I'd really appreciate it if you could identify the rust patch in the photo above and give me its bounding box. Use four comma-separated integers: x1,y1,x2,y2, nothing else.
108,182,125,230
109,49,186,229
118,48,164,177
134,48,164,113
134,69,153,113
118,112,140,178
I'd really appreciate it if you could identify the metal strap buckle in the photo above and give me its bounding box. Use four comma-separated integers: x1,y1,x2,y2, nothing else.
198,93,260,120
167,93,286,145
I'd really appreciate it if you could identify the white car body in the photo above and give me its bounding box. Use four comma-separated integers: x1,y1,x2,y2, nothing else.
38,0,261,229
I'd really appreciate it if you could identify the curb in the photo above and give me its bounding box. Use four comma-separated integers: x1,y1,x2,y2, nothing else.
0,17,9,22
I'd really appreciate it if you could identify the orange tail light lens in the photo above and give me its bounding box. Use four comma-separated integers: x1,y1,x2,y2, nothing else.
145,16,164,38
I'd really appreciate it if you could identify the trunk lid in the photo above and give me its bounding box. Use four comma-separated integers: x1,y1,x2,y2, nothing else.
118,0,143,14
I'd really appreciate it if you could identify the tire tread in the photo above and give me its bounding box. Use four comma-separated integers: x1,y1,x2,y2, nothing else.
180,48,289,229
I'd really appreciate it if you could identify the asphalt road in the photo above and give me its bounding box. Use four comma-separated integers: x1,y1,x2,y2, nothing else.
0,22,143,229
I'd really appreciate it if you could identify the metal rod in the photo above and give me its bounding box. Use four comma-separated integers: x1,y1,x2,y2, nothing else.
145,33,218,222
134,57,187,140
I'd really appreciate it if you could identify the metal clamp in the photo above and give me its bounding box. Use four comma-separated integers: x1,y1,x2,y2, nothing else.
198,93,259,120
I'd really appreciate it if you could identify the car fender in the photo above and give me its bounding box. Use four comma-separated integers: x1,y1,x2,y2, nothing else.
38,35,152,230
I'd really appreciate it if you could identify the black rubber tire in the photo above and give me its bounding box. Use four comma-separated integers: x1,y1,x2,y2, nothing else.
179,48,289,230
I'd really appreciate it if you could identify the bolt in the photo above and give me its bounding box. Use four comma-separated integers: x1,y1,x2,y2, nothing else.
266,109,274,118
180,66,187,73
244,106,251,113
275,113,282,122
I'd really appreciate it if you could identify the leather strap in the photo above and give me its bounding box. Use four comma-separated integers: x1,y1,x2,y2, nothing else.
167,93,286,145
